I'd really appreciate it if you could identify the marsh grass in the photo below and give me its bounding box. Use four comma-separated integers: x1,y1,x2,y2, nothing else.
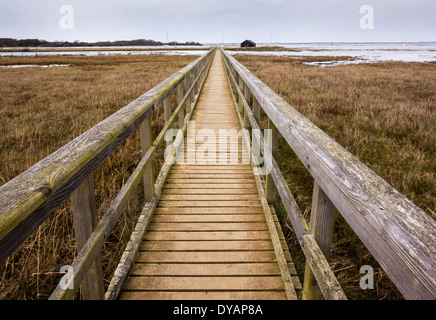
235,55,436,300
0,54,197,299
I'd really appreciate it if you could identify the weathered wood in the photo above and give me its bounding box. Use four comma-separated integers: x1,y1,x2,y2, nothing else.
302,182,336,300
149,222,268,231
121,291,287,300
49,146,157,300
238,77,244,113
140,241,274,251
140,116,154,202
121,51,298,301
185,72,191,112
253,98,260,125
105,49,215,300
160,194,260,201
131,263,280,276
222,48,436,300
233,85,298,301
71,175,104,300
50,50,216,300
152,215,265,223
0,49,215,264
155,207,262,214
243,85,251,128
265,119,279,205
124,276,285,291
222,51,345,300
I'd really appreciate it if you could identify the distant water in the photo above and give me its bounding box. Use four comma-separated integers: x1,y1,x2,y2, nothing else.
0,49,209,58
1,43,435,66
226,43,436,66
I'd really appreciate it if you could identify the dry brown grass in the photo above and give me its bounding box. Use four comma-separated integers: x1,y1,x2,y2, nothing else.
235,55,436,300
0,53,197,299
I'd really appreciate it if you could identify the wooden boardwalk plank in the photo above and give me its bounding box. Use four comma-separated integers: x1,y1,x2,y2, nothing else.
155,207,263,214
152,215,266,223
140,241,275,251
148,222,268,231
160,194,260,201
123,276,285,291
120,49,301,301
161,189,259,195
135,251,278,263
144,231,273,241
120,291,287,300
130,263,281,276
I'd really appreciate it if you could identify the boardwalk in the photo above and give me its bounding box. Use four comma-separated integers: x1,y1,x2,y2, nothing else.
2,48,435,300
120,51,301,300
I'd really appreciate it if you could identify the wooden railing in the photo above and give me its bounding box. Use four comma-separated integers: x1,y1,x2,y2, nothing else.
220,48,436,300
0,48,216,300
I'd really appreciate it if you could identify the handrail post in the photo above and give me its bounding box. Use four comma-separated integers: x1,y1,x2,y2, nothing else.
253,98,260,126
238,77,244,114
190,71,196,109
185,74,191,113
140,116,155,201
164,96,172,123
243,86,250,129
71,175,104,300
265,119,279,205
194,66,199,95
178,82,185,129
302,181,336,300
164,97,172,146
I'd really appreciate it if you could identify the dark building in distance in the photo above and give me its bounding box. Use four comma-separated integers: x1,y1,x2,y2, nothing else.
241,40,256,48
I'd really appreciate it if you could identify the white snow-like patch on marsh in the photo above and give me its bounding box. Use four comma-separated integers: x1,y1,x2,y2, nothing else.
0,64,70,68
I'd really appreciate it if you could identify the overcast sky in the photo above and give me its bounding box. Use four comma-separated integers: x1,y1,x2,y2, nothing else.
1,0,435,43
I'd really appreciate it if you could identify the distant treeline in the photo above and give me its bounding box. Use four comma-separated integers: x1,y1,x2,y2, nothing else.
0,38,203,47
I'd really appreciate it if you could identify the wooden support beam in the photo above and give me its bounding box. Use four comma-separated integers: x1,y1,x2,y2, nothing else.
164,97,172,124
302,181,336,300
222,48,436,299
71,175,104,300
190,71,196,109
221,52,346,299
253,98,260,126
185,74,191,112
265,119,279,205
178,83,185,129
243,86,250,129
238,77,244,113
140,116,155,202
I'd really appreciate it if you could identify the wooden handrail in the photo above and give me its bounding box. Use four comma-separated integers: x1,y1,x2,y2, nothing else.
221,48,436,300
221,53,346,300
0,48,215,299
0,49,215,264
48,49,216,300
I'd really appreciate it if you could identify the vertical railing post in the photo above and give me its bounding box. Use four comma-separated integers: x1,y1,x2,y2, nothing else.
190,71,196,108
164,96,172,146
243,86,250,129
302,181,336,300
178,82,185,129
253,98,260,126
164,96,172,124
265,119,279,205
194,66,199,95
185,73,191,113
140,116,155,201
71,175,104,300
238,78,244,114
